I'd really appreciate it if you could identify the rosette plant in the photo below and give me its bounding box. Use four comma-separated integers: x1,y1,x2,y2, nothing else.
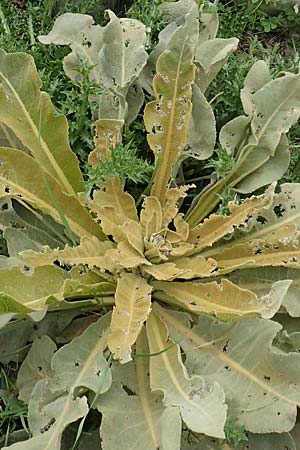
1,1,300,449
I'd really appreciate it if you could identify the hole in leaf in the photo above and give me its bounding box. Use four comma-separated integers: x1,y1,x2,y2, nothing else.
40,418,56,433
122,384,136,396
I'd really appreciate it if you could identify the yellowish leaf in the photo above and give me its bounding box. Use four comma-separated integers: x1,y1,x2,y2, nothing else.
144,5,198,204
108,272,152,362
153,278,284,320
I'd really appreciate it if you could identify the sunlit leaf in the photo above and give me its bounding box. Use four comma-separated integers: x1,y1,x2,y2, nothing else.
108,272,152,362
146,311,227,438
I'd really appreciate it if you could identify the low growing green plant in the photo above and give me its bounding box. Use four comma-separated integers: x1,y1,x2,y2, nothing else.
1,1,300,449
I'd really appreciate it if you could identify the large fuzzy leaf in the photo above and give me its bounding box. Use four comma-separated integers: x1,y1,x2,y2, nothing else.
0,50,83,195
17,335,56,403
146,311,227,438
182,432,297,450
0,198,68,251
39,13,103,83
0,310,76,364
159,306,300,433
0,148,104,240
226,267,300,317
202,183,300,260
188,187,274,251
39,12,147,123
2,390,88,450
195,37,239,92
144,4,198,204
153,278,288,320
0,265,65,313
99,330,182,450
21,236,115,271
186,84,216,160
186,70,300,226
108,272,152,362
142,255,217,281
4,314,112,450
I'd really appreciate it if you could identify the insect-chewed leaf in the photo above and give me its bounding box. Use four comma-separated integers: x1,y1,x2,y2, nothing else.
21,236,116,272
3,314,113,450
188,187,274,251
2,387,88,450
0,50,83,196
0,265,65,313
241,60,271,116
91,177,138,222
186,70,300,226
159,306,300,434
194,37,239,93
182,432,297,450
108,272,152,363
153,278,287,320
162,186,190,227
38,13,103,81
146,311,227,438
203,183,300,261
98,12,147,95
17,336,56,403
144,4,198,204
143,255,217,281
226,267,300,318
88,119,123,165
39,12,147,123
0,148,104,240
140,196,163,238
99,330,182,450
213,239,300,271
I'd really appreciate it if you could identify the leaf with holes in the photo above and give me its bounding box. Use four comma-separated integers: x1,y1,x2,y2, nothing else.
146,311,227,438
0,49,83,195
108,272,152,362
158,306,300,433
99,329,182,450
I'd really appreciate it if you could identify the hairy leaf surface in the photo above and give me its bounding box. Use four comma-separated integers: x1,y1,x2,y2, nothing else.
145,4,198,204
108,272,152,362
146,311,227,438
159,306,300,433
99,330,181,450
0,50,83,195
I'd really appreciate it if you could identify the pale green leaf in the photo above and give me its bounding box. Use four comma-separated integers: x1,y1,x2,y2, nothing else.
225,267,300,318
0,49,83,195
186,71,300,225
39,13,104,83
233,134,290,194
159,306,300,433
0,265,65,313
21,235,115,271
17,335,56,403
99,330,181,450
5,314,112,450
0,148,104,240
2,388,88,450
241,60,271,116
146,311,227,438
182,432,296,450
195,38,239,92
186,84,216,160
